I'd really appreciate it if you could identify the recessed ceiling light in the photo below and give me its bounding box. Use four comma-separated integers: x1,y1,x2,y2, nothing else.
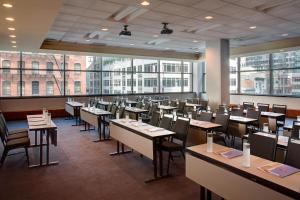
165,47,170,50
281,33,288,37
153,34,159,37
85,39,91,42
193,40,198,43
3,3,13,8
101,28,108,31
141,1,150,6
205,16,213,20
129,43,135,46
12,45,17,48
280,49,284,52
11,41,16,43
9,35,16,38
249,26,256,29
5,17,15,21
8,27,15,31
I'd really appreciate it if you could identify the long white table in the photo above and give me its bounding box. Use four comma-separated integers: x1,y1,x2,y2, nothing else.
186,144,300,200
65,101,84,126
80,107,112,142
109,118,175,182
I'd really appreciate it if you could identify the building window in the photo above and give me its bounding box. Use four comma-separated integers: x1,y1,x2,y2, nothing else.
2,81,11,96
46,62,53,74
2,60,10,74
74,63,81,74
32,61,39,74
32,81,39,96
17,81,25,96
46,81,54,95
74,81,81,94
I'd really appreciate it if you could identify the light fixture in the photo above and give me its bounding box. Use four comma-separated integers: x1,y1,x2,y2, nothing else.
281,33,288,37
249,26,256,29
5,17,15,21
101,28,108,31
12,45,17,48
193,40,198,43
9,34,16,38
165,47,170,50
129,43,135,46
205,16,213,20
8,27,15,31
11,41,16,43
280,49,284,52
161,23,173,35
85,39,91,42
141,1,150,6
3,3,13,8
119,25,131,37
153,34,159,37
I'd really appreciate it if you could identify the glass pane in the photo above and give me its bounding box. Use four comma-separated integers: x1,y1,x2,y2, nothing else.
240,54,269,71
230,58,238,71
102,56,131,71
273,69,300,96
65,55,101,71
160,60,182,73
133,59,158,72
22,70,64,96
160,74,182,93
230,71,238,93
22,52,63,71
133,73,158,93
240,71,270,94
272,50,300,69
183,74,192,92
183,62,192,73
0,69,20,97
102,72,131,94
0,51,20,76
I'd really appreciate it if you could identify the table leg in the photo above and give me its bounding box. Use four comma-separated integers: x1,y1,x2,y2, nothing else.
159,137,163,177
207,189,212,200
200,186,205,200
110,142,132,156
39,130,43,165
46,130,49,164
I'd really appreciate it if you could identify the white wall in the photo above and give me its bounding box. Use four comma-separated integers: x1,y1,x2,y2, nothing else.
230,95,300,110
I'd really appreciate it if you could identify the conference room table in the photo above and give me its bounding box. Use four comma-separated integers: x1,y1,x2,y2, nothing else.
125,100,138,107
109,118,175,182
125,107,149,120
27,114,58,168
80,107,112,142
158,105,177,113
186,143,300,200
185,103,203,109
65,101,84,126
151,99,163,103
97,100,111,110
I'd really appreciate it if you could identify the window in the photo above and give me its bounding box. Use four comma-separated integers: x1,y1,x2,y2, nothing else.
74,63,81,75
46,62,53,74
46,81,54,95
2,60,10,74
17,81,25,96
2,81,11,96
32,61,39,74
32,81,39,95
74,81,81,94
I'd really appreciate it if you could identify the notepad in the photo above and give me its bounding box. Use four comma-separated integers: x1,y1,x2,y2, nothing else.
220,149,243,159
147,127,164,132
258,163,300,178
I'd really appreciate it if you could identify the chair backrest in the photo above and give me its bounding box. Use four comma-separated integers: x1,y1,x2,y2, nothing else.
170,100,177,107
257,103,269,112
199,100,208,110
119,107,125,118
216,109,225,115
136,102,143,109
162,100,169,106
172,117,190,147
186,99,193,103
198,112,213,122
149,111,160,127
231,108,243,117
272,104,287,114
215,114,230,133
192,98,199,104
191,111,198,120
150,104,158,116
95,102,101,109
249,133,277,160
0,114,8,145
246,109,260,120
0,112,8,133
218,105,226,112
144,102,151,111
291,121,300,139
243,102,254,110
107,104,112,112
111,105,118,117
159,116,173,130
178,101,186,112
285,139,300,169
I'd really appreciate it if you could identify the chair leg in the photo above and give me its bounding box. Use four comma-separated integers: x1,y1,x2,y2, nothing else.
0,148,8,167
25,147,30,166
167,151,171,175
180,150,185,159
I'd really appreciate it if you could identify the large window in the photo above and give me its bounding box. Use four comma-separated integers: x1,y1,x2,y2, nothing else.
231,49,300,96
0,51,195,97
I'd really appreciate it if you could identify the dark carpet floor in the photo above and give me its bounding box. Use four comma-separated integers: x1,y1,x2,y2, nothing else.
0,118,214,200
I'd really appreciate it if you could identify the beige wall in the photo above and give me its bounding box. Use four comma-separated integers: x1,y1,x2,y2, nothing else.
230,95,300,110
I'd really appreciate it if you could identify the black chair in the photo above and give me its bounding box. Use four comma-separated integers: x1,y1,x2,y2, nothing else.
291,121,300,139
214,114,230,146
170,100,177,108
198,112,213,122
192,98,199,104
106,104,112,112
243,102,254,110
246,109,260,132
135,102,143,109
176,101,186,117
230,108,244,117
161,117,190,174
144,102,151,111
248,133,277,161
103,104,118,135
0,121,30,167
162,100,169,106
186,99,193,103
119,107,126,119
0,112,28,140
149,111,160,127
159,116,173,131
257,103,269,112
272,104,287,128
199,100,208,111
285,138,300,169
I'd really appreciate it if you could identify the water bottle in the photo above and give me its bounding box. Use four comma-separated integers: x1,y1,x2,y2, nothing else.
206,133,213,152
242,143,251,168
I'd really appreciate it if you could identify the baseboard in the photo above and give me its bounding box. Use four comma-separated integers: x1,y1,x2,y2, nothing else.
3,109,68,121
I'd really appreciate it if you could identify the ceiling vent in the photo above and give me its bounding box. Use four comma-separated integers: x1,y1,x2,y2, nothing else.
146,38,170,46
233,35,260,42
182,24,221,34
109,6,148,23
84,31,108,40
255,0,294,13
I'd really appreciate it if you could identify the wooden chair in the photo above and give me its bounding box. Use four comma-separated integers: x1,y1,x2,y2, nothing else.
135,102,143,109
257,103,269,112
272,104,287,128
213,114,230,146
160,117,190,174
291,121,300,139
176,101,186,117
159,116,173,131
248,133,277,161
198,112,213,122
285,138,300,169
243,102,254,110
246,109,260,132
149,111,160,127
170,100,177,108
0,112,28,141
230,108,243,117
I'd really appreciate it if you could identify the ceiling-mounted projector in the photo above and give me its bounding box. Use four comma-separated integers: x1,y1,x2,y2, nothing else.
119,25,131,36
161,23,173,35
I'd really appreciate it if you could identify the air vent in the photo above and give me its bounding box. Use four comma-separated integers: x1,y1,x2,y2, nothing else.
233,35,260,42
146,38,170,46
84,31,108,40
182,24,221,34
255,0,294,13
109,6,148,23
